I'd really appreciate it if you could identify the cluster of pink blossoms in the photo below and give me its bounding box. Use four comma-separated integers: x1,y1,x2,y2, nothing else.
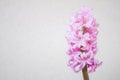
66,7,102,73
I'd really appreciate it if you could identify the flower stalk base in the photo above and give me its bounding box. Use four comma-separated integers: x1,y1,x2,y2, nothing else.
82,66,89,80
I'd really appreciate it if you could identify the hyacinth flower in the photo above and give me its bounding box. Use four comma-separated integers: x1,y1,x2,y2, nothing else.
66,7,102,80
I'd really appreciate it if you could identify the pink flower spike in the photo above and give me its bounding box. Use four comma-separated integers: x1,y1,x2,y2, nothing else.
66,6,102,73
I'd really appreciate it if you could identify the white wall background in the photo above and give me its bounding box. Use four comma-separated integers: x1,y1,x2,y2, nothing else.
0,0,120,80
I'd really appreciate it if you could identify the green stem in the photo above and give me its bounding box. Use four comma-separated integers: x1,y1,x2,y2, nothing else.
82,65,89,80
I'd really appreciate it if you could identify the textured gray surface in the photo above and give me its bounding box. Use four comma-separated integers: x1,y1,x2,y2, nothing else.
0,0,120,80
